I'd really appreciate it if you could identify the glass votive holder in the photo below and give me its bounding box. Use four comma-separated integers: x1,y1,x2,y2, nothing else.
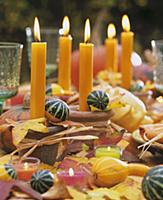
95,145,122,159
11,157,40,181
57,168,87,188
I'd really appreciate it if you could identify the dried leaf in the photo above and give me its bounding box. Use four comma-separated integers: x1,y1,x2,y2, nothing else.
12,118,48,146
42,181,70,199
0,180,42,200
50,120,84,128
87,188,120,200
110,176,145,200
0,154,18,164
66,186,87,200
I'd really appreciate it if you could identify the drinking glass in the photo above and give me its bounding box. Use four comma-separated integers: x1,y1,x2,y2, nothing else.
151,40,163,92
26,27,58,79
0,42,23,113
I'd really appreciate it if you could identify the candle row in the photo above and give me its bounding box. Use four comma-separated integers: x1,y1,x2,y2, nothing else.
30,14,134,119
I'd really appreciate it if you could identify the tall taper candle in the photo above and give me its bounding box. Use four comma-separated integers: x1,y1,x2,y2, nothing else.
79,19,94,111
30,17,46,119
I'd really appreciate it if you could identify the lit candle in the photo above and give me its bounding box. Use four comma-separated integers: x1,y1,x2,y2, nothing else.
79,19,94,111
121,15,134,89
105,23,118,72
58,16,72,91
57,168,86,187
12,157,40,181
30,17,47,119
95,146,121,159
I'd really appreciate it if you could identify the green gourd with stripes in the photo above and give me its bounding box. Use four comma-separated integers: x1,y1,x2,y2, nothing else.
45,99,69,121
30,170,54,193
142,166,163,200
87,90,109,111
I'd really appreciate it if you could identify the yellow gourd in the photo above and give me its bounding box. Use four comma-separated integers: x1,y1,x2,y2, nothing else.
92,157,128,187
92,157,149,187
128,163,150,177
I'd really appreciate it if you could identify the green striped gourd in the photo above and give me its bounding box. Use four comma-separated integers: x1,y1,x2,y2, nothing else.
87,90,109,111
142,166,163,200
0,164,17,180
4,164,17,179
30,170,54,193
45,99,69,121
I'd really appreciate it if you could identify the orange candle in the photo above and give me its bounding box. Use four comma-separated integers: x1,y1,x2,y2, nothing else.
121,15,134,89
105,24,118,72
79,19,94,111
30,17,46,119
58,16,72,91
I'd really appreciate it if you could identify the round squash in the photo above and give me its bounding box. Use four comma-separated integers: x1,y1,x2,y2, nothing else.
142,166,163,200
0,164,17,181
92,157,128,187
30,170,54,194
45,99,69,122
130,80,144,92
87,90,109,111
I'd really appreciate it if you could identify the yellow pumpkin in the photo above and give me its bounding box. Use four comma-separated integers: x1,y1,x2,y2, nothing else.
92,157,128,187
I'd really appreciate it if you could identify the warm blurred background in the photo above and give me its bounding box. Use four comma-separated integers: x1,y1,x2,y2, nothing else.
0,0,163,82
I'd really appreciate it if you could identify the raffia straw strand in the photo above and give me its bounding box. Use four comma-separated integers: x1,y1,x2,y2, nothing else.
138,132,163,149
139,142,152,159
16,126,95,156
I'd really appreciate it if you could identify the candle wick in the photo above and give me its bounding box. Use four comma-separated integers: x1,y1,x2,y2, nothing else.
35,38,40,42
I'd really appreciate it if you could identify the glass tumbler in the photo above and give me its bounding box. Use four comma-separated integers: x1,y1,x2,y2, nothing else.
0,42,23,113
151,40,163,92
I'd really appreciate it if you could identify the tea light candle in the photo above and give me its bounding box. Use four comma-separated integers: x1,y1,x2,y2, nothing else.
12,157,40,181
95,146,121,159
57,168,86,187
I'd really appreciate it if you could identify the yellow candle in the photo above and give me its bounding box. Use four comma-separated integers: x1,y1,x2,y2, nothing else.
105,24,118,72
30,17,46,119
121,15,134,89
79,19,94,111
58,16,72,91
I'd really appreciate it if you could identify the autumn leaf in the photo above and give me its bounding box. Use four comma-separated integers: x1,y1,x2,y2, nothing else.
67,186,87,200
12,118,48,146
110,176,145,200
87,188,120,200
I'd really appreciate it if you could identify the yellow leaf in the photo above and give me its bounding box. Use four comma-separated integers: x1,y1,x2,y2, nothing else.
108,101,124,110
87,188,120,200
66,187,87,200
111,176,145,200
12,118,48,146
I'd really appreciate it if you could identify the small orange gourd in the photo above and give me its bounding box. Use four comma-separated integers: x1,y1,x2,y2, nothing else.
92,157,149,187
92,157,128,187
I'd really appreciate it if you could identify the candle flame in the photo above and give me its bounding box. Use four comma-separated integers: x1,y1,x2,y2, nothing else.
122,15,130,32
84,18,91,43
34,17,41,42
69,168,74,177
107,146,111,151
62,16,70,36
107,23,116,39
24,162,29,170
